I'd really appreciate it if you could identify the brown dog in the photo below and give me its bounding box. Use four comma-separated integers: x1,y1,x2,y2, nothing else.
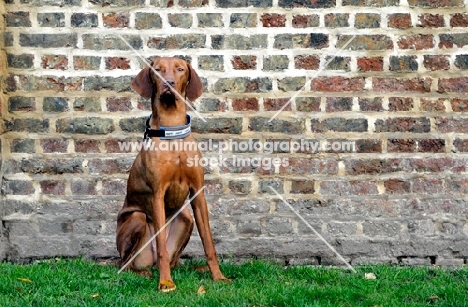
116,57,229,292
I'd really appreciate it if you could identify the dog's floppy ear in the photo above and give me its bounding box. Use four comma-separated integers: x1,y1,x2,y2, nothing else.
131,65,153,100
186,64,203,101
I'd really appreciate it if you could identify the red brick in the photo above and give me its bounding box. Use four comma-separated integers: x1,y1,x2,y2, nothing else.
41,139,68,153
311,77,365,92
102,180,127,195
389,97,413,111
413,178,444,194
290,180,315,194
451,98,468,112
105,139,130,153
137,97,151,111
40,180,65,195
357,57,383,72
373,78,432,93
423,55,450,71
345,159,406,175
418,139,445,153
219,158,274,175
199,179,223,195
320,180,351,196
205,179,223,195
453,139,468,152
294,55,320,70
356,139,382,153
41,55,68,70
439,77,468,93
88,159,123,174
385,179,411,194
103,12,129,28
388,139,416,152
232,98,259,111
71,179,97,195
292,14,319,28
264,98,291,111
420,98,446,112
450,13,468,27
419,14,444,28
350,181,379,195
75,139,100,153
105,57,130,70
410,158,466,173
231,55,256,70
397,35,434,50
388,13,411,29
106,97,132,112
436,117,468,133
320,138,356,153
261,13,286,27
8,75,83,92
280,158,338,175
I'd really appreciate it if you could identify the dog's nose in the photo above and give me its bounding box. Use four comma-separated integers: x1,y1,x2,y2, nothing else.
164,80,175,87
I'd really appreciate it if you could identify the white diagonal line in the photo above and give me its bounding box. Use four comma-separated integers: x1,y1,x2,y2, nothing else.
117,33,206,122
118,186,206,274
269,35,357,122
269,186,357,273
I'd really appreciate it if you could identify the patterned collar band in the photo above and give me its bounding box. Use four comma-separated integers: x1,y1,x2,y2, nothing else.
144,114,191,140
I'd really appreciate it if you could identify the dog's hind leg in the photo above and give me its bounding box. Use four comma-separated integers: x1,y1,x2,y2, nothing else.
166,208,194,267
117,211,155,277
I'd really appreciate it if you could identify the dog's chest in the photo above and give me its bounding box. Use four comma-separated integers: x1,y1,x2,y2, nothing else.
164,182,190,210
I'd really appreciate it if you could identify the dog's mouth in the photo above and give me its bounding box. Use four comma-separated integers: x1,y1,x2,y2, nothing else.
159,89,177,106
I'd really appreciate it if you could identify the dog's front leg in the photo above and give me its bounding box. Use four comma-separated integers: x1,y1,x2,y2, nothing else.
152,194,176,292
190,190,230,283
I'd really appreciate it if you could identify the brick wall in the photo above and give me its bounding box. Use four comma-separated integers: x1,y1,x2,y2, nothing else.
1,0,468,266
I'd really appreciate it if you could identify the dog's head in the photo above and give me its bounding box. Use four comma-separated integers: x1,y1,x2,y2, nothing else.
131,57,203,104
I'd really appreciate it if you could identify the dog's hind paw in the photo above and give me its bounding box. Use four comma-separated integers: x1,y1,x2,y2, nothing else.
135,269,153,278
159,280,176,292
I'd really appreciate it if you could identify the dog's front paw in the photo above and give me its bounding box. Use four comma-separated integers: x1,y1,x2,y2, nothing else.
214,276,232,283
159,279,176,292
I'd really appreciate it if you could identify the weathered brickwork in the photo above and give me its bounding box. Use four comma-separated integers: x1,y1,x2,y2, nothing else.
1,0,468,266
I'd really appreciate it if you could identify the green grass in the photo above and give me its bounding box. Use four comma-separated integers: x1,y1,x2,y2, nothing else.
1,258,467,307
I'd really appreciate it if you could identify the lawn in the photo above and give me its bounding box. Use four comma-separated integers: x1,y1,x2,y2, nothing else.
0,258,467,307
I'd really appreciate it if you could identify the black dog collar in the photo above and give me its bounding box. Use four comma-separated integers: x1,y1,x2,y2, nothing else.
144,114,192,140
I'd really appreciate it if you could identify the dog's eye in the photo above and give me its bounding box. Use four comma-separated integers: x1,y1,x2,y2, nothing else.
177,67,184,72
154,67,161,72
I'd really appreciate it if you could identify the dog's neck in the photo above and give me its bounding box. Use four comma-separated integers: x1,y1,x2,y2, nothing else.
150,94,188,129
